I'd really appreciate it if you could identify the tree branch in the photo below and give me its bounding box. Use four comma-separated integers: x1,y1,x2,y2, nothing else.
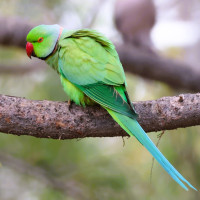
0,94,199,139
117,44,200,91
0,16,34,48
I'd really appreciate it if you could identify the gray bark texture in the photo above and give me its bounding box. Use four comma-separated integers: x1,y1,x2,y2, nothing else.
0,17,200,91
0,94,199,139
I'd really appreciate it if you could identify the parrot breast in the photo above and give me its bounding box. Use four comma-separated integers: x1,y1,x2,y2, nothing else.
60,76,94,106
46,47,94,106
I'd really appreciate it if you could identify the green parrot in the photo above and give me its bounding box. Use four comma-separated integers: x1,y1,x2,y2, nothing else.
26,24,196,191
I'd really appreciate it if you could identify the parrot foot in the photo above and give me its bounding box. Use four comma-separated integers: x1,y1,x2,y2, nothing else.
66,99,74,111
67,99,71,106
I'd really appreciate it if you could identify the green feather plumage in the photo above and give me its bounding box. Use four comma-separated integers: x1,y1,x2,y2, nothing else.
26,25,197,191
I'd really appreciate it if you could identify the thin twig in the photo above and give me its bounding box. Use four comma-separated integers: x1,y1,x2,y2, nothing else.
150,130,165,183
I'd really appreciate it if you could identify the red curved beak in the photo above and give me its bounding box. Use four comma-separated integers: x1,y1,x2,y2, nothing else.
26,42,33,59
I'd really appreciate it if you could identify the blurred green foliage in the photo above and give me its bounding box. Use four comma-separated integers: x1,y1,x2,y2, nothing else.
0,0,200,199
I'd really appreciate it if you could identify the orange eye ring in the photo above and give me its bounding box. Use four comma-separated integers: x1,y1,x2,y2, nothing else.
38,37,44,43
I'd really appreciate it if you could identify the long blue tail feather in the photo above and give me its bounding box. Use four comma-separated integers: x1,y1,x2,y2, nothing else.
107,109,197,191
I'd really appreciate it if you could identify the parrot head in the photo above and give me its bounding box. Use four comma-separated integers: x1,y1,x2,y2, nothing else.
26,24,63,59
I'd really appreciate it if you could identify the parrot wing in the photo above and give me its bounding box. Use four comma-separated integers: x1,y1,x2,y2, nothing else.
58,29,138,118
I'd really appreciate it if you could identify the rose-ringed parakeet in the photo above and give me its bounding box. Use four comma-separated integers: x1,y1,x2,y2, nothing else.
26,24,196,191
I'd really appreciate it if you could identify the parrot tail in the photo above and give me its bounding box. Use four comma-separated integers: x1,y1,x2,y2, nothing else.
106,108,197,191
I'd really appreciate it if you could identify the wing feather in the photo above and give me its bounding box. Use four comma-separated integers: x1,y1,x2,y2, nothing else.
58,29,137,118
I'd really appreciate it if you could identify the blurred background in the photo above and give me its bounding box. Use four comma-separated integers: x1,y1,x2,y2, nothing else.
0,0,200,199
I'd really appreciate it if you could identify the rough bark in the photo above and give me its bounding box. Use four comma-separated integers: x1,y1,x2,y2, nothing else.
0,94,199,139
0,17,200,91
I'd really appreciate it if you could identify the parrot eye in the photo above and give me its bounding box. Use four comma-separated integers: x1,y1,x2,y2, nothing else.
38,37,44,43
